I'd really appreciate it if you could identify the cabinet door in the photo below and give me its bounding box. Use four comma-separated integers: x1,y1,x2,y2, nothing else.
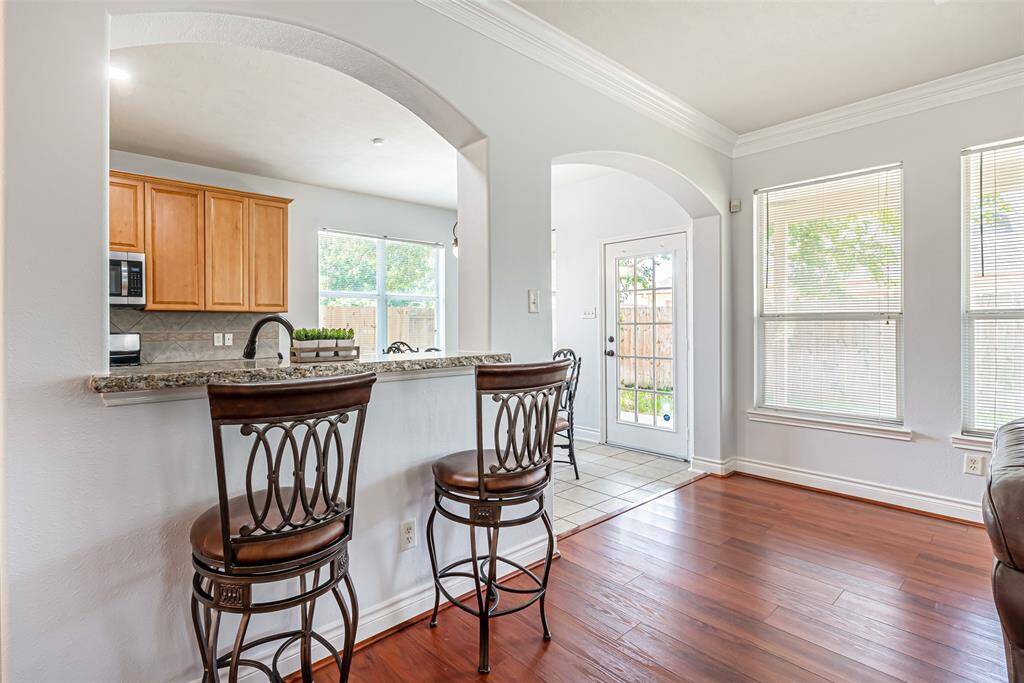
145,181,205,310
249,198,289,312
205,191,249,311
109,174,145,252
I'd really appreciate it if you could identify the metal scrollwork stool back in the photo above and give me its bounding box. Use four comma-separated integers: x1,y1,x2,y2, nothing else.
190,373,376,682
552,348,582,480
426,360,571,673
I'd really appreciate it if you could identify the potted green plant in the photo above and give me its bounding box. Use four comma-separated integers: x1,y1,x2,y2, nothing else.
317,327,337,358
337,326,356,351
293,328,319,360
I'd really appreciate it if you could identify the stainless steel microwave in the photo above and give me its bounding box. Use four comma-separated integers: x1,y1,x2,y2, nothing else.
109,251,145,306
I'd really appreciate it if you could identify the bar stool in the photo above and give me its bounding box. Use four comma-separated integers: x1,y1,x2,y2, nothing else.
189,373,376,683
426,360,571,673
552,348,582,480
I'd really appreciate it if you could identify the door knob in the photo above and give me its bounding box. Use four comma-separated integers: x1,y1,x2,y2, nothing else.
605,350,615,357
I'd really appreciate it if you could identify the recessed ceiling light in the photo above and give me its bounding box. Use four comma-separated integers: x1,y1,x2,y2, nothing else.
108,65,131,82
371,137,386,146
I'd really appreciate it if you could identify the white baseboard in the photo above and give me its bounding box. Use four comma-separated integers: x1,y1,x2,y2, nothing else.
191,535,551,682
730,457,982,523
689,455,737,476
572,426,601,444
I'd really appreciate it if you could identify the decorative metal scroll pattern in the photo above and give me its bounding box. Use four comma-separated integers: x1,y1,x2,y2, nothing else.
489,385,560,474
236,412,354,537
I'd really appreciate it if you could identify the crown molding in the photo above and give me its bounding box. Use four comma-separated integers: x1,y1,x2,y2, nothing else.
420,1,1024,160
418,0,738,157
734,55,1024,158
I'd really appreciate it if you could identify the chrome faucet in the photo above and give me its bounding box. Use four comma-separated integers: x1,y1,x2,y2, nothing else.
242,314,294,360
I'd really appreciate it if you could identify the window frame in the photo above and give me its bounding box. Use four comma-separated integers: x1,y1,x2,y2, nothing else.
318,228,445,353
753,163,906,427
961,138,1024,437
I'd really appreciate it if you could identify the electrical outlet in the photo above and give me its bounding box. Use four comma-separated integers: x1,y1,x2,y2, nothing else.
399,519,417,551
963,453,984,476
213,333,224,347
224,333,233,346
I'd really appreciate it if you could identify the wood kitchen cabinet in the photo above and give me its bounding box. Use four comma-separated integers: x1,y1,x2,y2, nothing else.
108,173,145,252
205,191,250,311
249,198,289,312
110,170,290,312
145,181,206,310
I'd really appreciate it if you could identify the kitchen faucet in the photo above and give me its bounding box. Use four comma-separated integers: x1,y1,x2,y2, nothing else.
242,314,294,360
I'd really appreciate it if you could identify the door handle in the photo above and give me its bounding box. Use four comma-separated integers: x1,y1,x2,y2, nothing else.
605,350,615,357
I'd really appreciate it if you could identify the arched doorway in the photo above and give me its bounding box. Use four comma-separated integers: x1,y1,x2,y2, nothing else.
551,151,724,472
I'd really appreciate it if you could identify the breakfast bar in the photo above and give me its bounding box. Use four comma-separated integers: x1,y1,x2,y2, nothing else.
86,350,556,674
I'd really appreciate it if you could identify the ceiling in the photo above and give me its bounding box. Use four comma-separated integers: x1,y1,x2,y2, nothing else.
110,43,457,209
512,1,1024,134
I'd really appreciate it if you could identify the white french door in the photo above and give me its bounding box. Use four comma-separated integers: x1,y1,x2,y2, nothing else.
603,233,687,457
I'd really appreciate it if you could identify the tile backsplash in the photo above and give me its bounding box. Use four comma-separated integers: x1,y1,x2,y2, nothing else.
110,309,282,364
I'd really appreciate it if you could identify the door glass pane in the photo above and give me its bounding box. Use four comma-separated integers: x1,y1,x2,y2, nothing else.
635,257,654,290
618,291,635,323
636,325,653,357
655,324,672,358
655,254,673,288
617,257,634,291
636,358,654,391
618,357,635,389
387,298,437,349
656,360,673,392
636,291,654,323
656,394,674,429
319,296,377,348
637,391,655,425
618,324,635,356
655,290,672,323
619,390,636,423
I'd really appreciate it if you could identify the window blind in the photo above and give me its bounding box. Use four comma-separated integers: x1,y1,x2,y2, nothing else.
755,164,903,424
962,139,1024,434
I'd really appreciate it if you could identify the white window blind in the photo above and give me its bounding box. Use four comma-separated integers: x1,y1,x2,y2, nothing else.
962,139,1024,434
755,164,904,424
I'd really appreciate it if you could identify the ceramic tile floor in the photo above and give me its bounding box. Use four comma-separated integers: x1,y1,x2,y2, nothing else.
551,441,701,535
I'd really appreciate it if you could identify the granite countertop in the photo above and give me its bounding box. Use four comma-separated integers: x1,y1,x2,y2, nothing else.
90,351,511,394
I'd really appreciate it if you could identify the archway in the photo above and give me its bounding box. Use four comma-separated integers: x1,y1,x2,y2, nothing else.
110,11,492,350
551,151,725,476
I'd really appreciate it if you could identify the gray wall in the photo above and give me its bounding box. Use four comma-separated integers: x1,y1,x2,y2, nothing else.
731,86,1024,519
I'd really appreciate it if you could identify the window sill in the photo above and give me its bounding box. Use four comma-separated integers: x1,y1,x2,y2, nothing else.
950,434,992,453
747,409,913,441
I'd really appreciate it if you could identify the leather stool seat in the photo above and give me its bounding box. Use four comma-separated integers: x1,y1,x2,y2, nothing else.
190,487,346,566
432,449,547,493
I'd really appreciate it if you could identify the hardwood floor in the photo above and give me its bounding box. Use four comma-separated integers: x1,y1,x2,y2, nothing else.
320,474,1005,682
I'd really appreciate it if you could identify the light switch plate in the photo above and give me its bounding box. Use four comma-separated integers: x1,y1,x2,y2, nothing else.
528,289,540,314
213,333,224,347
581,307,597,319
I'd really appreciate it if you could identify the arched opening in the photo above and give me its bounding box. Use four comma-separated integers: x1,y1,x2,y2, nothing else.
550,152,725,526
109,11,492,353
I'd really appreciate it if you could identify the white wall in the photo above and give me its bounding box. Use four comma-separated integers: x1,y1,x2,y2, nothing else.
1,3,732,681
731,86,1024,521
110,150,459,349
552,167,691,439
